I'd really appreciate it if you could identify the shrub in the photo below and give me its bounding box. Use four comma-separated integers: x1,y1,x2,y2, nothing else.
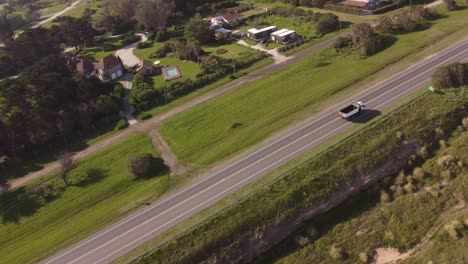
334,36,353,50
102,43,117,51
127,154,152,178
216,48,228,54
437,155,455,167
136,41,152,49
115,119,128,131
294,235,310,247
121,33,141,46
359,252,370,263
441,169,455,180
412,167,426,181
403,182,417,193
462,117,468,129
113,84,124,99
380,190,392,203
140,113,152,120
443,0,457,11
432,62,467,89
330,245,345,260
417,145,429,159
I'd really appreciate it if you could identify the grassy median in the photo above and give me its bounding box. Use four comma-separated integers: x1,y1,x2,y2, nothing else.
0,133,173,264
160,5,468,166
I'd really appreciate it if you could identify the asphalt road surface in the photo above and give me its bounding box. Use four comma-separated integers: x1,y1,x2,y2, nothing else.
42,39,468,264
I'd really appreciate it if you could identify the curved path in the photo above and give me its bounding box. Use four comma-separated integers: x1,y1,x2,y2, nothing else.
30,0,82,29
41,39,468,264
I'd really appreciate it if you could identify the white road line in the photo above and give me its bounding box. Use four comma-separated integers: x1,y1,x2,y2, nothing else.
44,40,468,264
94,76,429,264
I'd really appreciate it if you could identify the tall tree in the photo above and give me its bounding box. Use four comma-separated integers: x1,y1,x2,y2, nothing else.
184,13,212,44
136,0,175,31
107,0,136,22
53,16,95,49
58,152,74,185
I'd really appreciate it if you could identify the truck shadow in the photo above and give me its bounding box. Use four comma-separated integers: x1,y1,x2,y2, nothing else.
352,109,382,124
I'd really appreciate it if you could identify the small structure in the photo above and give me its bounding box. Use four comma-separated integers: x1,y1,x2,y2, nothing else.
136,60,155,76
340,0,380,10
93,55,124,80
67,56,94,77
215,28,232,40
162,66,182,81
247,26,277,41
271,28,296,44
207,13,245,28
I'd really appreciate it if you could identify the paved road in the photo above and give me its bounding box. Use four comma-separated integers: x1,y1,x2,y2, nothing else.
9,36,337,190
41,39,468,264
30,0,82,29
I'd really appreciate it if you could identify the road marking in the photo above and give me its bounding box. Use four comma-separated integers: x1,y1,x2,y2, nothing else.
66,47,466,264
93,77,429,264
44,41,468,264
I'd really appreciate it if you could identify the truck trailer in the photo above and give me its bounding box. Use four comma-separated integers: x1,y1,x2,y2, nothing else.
339,101,365,120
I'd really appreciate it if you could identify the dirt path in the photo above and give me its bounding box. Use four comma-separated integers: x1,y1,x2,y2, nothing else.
6,35,339,191
119,73,138,126
148,128,188,175
30,0,82,29
237,39,292,64
424,0,444,8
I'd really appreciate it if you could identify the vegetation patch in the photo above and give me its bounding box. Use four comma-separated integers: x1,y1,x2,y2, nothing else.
0,133,171,264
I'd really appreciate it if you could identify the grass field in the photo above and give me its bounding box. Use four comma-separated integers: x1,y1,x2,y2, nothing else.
0,133,174,264
160,5,468,167
137,88,467,264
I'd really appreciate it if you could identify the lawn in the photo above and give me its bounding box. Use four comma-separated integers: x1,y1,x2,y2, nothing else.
0,133,173,264
159,5,468,167
133,42,202,88
244,14,318,40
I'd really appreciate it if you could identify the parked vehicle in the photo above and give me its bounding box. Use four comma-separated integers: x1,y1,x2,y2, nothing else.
339,101,365,120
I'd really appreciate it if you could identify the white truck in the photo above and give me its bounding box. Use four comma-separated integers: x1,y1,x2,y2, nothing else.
338,101,365,120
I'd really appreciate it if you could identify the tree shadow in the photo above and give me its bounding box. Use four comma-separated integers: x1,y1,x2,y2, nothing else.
73,168,108,188
352,109,382,124
0,185,62,224
137,157,169,180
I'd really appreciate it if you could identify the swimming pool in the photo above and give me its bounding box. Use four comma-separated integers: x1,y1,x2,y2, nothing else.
162,66,182,81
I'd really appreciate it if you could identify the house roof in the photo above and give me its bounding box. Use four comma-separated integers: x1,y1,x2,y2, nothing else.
278,30,295,37
222,13,244,21
94,55,121,70
216,28,231,34
76,57,94,74
248,26,277,34
341,0,368,7
271,28,289,36
137,60,152,71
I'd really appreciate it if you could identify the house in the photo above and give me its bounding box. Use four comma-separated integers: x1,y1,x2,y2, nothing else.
340,0,380,10
67,56,94,77
247,26,277,41
207,13,245,28
215,28,232,40
270,29,296,44
93,55,124,81
136,60,155,76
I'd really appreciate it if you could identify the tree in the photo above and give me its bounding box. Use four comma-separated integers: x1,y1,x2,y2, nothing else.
432,62,467,88
315,13,338,35
352,23,385,57
107,0,136,22
376,16,393,34
127,154,152,177
53,16,95,49
95,4,119,33
200,56,219,73
394,10,416,33
184,13,212,44
136,0,175,31
0,13,14,44
443,0,457,10
58,152,74,185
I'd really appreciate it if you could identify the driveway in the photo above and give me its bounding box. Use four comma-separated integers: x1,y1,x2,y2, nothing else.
119,73,138,126
237,39,292,64
115,34,148,67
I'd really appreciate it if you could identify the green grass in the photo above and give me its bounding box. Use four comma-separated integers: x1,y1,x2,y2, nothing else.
245,14,318,39
0,133,174,264
133,42,202,88
160,6,468,167
137,87,467,264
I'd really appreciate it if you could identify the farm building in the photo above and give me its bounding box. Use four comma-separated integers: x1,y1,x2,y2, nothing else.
270,29,296,44
340,0,380,10
247,26,277,41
